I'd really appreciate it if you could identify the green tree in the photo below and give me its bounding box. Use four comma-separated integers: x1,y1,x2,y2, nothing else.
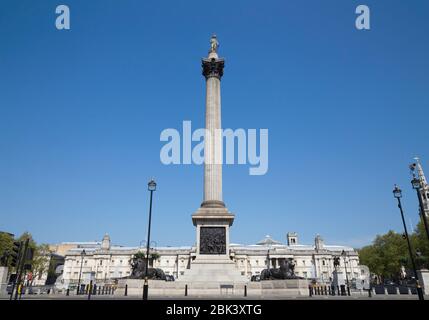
413,220,429,269
30,244,52,285
358,230,410,282
0,232,14,266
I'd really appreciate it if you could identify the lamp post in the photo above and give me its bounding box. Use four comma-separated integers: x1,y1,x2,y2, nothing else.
393,185,424,301
143,179,156,300
411,175,429,242
76,249,86,295
341,250,351,296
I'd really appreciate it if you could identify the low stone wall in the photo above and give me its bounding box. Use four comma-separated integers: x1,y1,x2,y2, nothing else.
115,279,310,298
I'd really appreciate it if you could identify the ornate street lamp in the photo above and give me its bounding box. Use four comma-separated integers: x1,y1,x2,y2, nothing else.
143,179,156,300
393,185,424,300
341,250,351,296
410,174,429,242
76,249,86,295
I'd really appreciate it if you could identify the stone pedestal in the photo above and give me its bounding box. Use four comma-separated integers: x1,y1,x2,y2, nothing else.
0,267,9,295
182,206,246,283
115,279,310,298
332,270,345,287
250,279,310,298
417,269,429,295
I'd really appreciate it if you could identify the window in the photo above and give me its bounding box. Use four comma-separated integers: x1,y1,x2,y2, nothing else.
241,272,245,275
322,260,325,266
303,272,308,278
291,238,296,244
180,271,184,275
100,260,103,266
120,260,123,264
76,260,79,265
302,260,306,266
84,260,87,265
112,260,115,263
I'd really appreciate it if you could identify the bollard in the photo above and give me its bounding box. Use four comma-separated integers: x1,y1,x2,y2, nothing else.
368,288,372,298
88,280,93,300
125,284,128,296
328,286,331,295
317,286,320,295
185,284,188,296
244,285,247,297
324,285,327,295
97,286,100,295
93,284,97,295
309,285,312,297
66,288,70,296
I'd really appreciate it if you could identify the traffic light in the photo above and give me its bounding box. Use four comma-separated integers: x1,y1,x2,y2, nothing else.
10,241,22,268
23,247,34,270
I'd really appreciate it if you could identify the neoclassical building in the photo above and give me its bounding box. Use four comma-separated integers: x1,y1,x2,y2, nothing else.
57,233,369,290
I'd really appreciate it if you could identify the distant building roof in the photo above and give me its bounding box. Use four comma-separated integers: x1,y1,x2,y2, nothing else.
255,235,283,246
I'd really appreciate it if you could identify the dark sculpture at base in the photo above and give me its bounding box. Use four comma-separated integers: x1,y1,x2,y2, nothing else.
260,258,303,280
127,255,166,280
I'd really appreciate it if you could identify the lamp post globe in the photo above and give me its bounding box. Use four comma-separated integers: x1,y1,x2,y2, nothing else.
411,178,421,190
148,179,157,191
393,185,402,199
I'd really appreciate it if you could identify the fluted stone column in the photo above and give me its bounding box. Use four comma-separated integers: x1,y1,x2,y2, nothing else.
201,50,225,208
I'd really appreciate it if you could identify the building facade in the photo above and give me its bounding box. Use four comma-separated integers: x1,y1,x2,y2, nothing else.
57,233,369,290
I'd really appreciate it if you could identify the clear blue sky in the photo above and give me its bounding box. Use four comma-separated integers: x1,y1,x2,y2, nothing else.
1,0,428,248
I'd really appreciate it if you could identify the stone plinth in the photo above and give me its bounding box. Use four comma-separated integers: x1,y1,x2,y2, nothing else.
332,270,345,287
178,255,247,283
417,269,429,295
248,279,310,298
115,279,310,298
0,267,8,295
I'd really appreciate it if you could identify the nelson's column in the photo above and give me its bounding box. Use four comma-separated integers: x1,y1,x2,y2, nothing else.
179,35,246,283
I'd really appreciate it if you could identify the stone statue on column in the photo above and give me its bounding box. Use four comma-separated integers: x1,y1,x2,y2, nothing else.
210,34,219,53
